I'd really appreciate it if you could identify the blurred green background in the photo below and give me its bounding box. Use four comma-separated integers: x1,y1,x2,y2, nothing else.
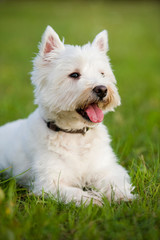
0,0,159,163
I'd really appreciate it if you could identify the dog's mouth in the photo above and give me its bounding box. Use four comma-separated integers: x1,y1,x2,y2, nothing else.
76,103,104,123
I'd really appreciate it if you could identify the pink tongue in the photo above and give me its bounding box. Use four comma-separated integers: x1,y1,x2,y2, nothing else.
85,104,104,123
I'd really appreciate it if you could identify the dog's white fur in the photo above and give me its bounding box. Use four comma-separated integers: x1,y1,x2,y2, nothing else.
0,26,134,205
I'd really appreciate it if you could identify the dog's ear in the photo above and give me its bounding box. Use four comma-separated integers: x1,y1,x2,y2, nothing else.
92,30,108,54
39,26,64,56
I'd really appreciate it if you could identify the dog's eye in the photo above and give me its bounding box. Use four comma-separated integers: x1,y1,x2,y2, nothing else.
69,72,80,79
101,72,105,77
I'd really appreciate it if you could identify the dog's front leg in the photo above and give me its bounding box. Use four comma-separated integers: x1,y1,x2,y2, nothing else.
33,179,102,206
94,163,135,202
55,185,103,206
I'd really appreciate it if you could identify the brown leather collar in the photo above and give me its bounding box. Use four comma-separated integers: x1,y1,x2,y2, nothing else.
46,121,90,135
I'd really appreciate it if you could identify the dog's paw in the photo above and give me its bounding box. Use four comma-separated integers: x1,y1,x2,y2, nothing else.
106,183,136,202
82,195,103,206
114,192,136,202
75,191,103,206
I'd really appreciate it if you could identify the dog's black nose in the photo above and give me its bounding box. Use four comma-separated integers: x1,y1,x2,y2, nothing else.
93,85,107,99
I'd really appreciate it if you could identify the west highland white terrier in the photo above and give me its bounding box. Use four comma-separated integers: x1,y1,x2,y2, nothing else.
0,26,135,205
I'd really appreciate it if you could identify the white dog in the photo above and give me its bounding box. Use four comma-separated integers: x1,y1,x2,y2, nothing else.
0,26,134,205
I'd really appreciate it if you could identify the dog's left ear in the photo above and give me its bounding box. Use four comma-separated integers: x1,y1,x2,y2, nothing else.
39,26,64,57
92,30,108,54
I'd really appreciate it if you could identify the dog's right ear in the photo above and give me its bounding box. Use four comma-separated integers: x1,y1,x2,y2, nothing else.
92,30,108,54
39,26,64,57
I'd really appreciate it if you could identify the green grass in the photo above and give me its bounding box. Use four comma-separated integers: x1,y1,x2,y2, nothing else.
0,1,160,239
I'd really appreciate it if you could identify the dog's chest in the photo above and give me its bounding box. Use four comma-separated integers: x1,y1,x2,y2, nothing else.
46,132,100,187
47,132,93,159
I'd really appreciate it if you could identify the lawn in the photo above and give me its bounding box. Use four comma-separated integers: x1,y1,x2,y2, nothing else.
0,1,160,240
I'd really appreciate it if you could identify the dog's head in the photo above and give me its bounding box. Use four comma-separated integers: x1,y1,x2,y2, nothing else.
31,26,121,130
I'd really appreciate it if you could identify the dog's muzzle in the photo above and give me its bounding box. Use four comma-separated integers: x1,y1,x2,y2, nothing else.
93,85,107,100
